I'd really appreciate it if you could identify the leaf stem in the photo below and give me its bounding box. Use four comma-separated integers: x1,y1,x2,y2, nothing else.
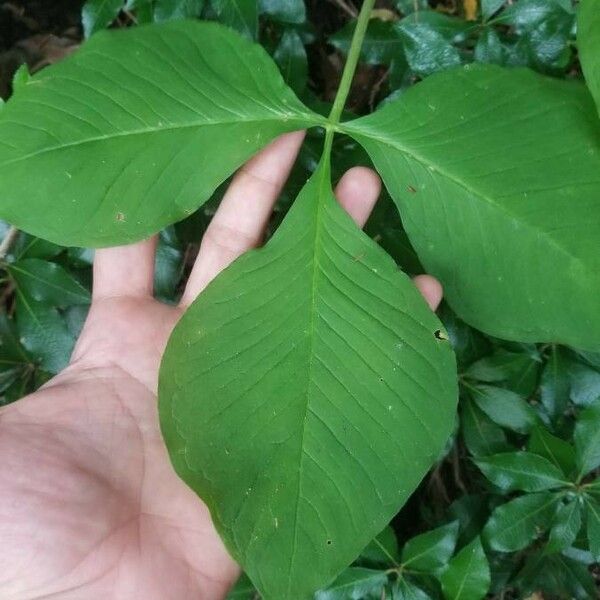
327,0,375,129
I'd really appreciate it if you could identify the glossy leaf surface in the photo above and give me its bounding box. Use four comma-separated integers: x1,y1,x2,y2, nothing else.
82,0,123,38
6,259,90,307
401,521,459,573
483,492,560,552
0,20,320,246
574,400,600,477
159,162,457,599
440,537,490,600
342,64,600,351
545,500,582,554
475,451,567,492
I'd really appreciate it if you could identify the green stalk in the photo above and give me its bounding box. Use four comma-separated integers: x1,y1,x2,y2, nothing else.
327,0,375,130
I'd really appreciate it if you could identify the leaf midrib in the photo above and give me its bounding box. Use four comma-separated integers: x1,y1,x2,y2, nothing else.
0,113,323,169
496,494,558,539
8,263,89,302
478,458,566,489
453,544,477,600
287,163,329,595
342,125,590,275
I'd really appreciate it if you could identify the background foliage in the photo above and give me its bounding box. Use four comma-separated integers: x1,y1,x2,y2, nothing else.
0,0,598,598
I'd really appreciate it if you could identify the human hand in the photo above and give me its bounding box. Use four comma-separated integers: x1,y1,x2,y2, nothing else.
0,132,443,600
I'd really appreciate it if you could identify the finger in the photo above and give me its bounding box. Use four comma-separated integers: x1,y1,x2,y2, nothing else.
413,274,443,311
93,237,157,300
334,166,381,227
180,130,305,306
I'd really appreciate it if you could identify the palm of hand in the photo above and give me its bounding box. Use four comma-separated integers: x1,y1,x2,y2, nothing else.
0,134,441,600
1,292,243,600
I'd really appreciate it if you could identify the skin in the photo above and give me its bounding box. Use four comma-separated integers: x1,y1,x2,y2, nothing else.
0,132,443,600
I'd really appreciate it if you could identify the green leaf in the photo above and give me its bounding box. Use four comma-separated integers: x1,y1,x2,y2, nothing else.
12,64,31,94
394,0,429,15
154,228,183,303
516,551,596,600
447,495,490,549
82,0,123,38
475,451,567,492
465,348,541,397
159,161,457,600
539,345,571,418
574,400,600,477
0,21,321,247
12,234,62,261
330,20,404,66
314,567,387,600
227,573,256,599
0,311,31,368
474,28,504,64
481,0,504,20
274,29,308,96
568,361,600,407
399,12,470,44
153,0,204,21
14,290,75,373
260,0,305,24
440,537,490,600
211,0,259,39
393,579,433,600
395,21,461,77
360,526,401,566
483,492,560,552
500,0,574,72
579,0,600,116
438,306,491,368
461,397,509,458
7,259,90,307
401,521,459,573
125,0,153,22
341,64,600,351
467,384,537,434
584,497,600,561
545,499,582,554
527,426,576,479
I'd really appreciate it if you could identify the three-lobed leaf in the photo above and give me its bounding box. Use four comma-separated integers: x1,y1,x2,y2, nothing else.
159,160,457,599
1,10,599,600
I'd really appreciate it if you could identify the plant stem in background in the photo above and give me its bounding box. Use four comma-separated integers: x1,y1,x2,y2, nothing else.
327,0,375,128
